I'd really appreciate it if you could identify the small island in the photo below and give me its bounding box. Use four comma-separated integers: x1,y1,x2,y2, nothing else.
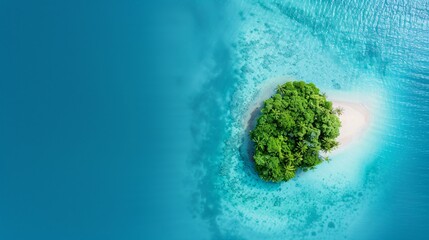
250,81,342,182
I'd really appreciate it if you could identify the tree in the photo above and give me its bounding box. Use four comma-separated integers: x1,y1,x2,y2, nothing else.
250,81,341,182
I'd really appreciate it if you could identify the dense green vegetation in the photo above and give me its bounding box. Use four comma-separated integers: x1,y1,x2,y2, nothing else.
250,81,341,182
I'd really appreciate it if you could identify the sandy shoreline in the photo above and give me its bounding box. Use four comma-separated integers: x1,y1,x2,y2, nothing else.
332,100,370,148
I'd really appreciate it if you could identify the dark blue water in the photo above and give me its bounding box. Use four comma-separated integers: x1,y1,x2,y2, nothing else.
0,1,199,239
0,0,428,239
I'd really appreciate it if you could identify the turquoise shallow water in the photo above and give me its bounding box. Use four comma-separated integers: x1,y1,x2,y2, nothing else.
0,0,428,239
187,0,429,239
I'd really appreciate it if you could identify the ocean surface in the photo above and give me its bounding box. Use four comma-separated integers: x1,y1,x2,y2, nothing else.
1,0,428,239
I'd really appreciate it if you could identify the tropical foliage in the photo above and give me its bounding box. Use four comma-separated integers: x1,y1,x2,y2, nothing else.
250,81,341,182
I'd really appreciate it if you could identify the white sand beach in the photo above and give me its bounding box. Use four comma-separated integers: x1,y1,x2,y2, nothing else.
332,101,371,147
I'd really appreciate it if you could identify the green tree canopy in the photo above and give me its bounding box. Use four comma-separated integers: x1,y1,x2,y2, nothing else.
250,81,341,182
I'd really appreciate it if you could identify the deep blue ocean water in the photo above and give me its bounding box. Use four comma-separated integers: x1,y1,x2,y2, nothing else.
0,0,428,239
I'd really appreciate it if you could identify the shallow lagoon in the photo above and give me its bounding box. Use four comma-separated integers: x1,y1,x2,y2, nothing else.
188,1,429,239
